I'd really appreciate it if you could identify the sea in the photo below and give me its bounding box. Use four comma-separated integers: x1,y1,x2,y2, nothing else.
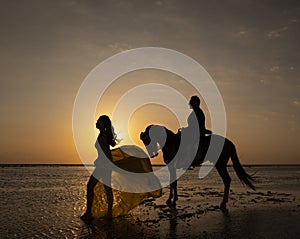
0,165,299,238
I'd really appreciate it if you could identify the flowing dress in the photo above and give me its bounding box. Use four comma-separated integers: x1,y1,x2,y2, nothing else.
91,145,162,218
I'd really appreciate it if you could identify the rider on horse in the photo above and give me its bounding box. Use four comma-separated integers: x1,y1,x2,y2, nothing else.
186,96,212,166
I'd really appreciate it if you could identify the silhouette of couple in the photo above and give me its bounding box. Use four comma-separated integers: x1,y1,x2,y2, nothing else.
81,96,209,223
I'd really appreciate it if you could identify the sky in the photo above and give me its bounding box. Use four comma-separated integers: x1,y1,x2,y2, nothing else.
0,0,299,164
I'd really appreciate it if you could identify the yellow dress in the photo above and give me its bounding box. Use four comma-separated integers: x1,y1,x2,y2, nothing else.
92,145,162,218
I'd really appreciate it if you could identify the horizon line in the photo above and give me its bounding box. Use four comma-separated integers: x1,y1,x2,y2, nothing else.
1,163,299,167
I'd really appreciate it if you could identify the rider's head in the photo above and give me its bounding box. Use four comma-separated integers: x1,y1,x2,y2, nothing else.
189,95,200,109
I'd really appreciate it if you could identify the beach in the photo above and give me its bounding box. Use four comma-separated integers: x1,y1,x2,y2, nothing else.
1,165,299,238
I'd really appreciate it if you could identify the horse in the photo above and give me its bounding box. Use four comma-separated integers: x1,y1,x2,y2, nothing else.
140,124,255,211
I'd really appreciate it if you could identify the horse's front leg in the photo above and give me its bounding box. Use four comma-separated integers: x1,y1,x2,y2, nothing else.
166,183,173,206
172,180,178,208
167,181,178,208
167,166,178,208
166,165,174,206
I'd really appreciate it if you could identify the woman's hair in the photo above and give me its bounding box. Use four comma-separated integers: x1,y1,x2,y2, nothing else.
98,115,117,147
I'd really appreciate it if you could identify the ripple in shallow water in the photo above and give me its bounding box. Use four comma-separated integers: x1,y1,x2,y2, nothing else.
0,165,299,238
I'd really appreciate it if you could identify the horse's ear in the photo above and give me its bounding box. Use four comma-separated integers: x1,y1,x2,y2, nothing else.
140,132,144,140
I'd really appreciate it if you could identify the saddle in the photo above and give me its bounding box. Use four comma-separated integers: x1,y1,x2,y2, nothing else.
176,128,212,168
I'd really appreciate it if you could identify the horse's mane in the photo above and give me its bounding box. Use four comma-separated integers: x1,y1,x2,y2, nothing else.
145,124,176,137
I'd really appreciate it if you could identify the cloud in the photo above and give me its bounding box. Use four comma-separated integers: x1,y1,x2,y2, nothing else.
267,26,288,39
287,114,299,132
270,66,280,72
292,100,300,107
238,31,247,35
267,30,281,39
108,43,132,52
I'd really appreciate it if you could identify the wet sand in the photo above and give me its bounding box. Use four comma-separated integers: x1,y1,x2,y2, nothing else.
1,165,299,238
88,187,300,239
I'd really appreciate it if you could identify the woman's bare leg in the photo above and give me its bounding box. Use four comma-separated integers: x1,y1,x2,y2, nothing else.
104,185,113,217
81,175,98,221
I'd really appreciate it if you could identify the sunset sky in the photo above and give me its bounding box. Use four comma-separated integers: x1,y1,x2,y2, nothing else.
0,0,299,165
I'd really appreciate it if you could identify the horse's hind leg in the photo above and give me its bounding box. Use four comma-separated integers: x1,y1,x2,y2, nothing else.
170,180,178,208
216,164,231,211
173,180,178,202
167,166,177,208
166,184,173,206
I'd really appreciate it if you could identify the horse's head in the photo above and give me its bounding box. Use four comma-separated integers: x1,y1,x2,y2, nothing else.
140,125,167,158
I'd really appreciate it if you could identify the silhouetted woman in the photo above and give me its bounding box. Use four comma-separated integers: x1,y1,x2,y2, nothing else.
81,115,117,222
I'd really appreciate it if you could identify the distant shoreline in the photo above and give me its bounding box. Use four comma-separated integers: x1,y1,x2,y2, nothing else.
0,164,299,167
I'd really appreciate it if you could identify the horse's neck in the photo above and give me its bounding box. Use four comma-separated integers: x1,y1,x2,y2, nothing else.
163,128,179,149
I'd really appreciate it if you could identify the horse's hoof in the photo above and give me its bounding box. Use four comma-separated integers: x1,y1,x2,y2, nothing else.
171,202,176,209
166,199,172,206
220,202,227,212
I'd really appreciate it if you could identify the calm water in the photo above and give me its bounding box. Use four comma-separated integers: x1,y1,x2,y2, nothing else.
0,165,299,238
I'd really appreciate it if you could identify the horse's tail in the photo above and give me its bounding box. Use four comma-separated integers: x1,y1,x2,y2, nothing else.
230,141,256,190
